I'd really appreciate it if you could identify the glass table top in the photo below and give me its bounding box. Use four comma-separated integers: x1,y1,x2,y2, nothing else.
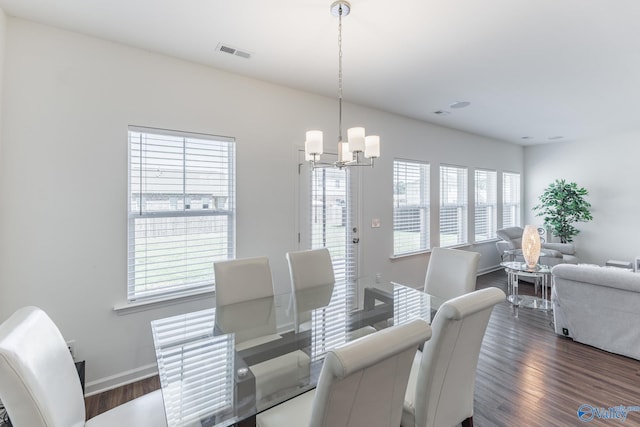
150,281,444,427
500,261,552,274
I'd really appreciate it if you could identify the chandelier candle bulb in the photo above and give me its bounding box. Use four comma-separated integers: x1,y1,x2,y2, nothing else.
521,224,541,269
364,135,380,158
305,130,323,155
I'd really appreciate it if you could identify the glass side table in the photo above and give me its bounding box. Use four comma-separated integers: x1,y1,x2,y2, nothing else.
500,262,552,311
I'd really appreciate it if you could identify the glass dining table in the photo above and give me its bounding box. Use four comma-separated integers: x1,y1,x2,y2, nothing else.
150,280,444,427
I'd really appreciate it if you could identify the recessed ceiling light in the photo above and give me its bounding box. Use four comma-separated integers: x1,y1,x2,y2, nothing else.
521,136,533,140
449,101,471,109
433,110,451,116
548,136,564,140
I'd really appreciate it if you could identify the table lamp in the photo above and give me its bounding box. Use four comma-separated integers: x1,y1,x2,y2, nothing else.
522,225,541,269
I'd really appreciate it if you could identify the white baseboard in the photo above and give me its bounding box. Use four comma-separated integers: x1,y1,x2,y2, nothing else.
84,363,158,397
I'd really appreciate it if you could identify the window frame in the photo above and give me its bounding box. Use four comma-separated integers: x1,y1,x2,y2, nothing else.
392,159,430,257
474,168,497,243
439,164,468,247
502,171,521,228
127,126,236,302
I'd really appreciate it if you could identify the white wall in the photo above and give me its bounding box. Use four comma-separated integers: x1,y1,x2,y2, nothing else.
524,133,640,265
0,17,523,393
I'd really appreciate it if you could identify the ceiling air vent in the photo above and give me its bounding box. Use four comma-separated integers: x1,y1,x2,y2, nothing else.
216,43,251,59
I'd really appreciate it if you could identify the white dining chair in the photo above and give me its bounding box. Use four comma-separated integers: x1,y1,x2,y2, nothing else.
214,256,281,345
424,247,480,301
0,306,167,427
401,287,505,427
257,318,432,427
286,248,336,332
214,256,310,405
286,248,376,338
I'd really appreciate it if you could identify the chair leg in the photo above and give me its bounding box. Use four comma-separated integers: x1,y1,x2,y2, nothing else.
461,417,473,427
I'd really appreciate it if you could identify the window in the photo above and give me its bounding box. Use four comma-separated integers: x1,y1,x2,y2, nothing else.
502,172,521,228
474,169,497,242
128,126,235,301
393,160,430,255
440,165,468,246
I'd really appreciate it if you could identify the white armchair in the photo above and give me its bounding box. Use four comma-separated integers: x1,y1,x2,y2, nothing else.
0,306,167,427
496,226,578,266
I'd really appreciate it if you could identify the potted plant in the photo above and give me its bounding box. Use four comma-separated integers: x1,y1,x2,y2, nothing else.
533,179,593,243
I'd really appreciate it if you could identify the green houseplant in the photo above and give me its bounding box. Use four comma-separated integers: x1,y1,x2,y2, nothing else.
533,179,593,243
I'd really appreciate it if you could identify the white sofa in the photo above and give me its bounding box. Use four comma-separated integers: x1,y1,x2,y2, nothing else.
551,264,640,360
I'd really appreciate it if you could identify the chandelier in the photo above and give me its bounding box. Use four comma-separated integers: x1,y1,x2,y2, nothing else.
304,1,380,169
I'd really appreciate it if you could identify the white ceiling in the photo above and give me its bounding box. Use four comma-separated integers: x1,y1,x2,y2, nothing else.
1,0,639,145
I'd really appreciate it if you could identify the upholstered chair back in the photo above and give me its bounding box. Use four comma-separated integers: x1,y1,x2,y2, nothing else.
496,226,524,249
310,319,432,427
286,248,336,331
0,306,86,427
424,247,480,301
214,256,274,307
406,287,505,427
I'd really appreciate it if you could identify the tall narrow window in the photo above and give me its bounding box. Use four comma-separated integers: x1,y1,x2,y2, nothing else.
393,160,430,256
440,165,468,246
475,169,497,242
502,172,521,228
309,166,355,284
128,126,235,301
307,164,355,358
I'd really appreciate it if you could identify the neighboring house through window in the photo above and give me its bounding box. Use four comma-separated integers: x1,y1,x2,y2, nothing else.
128,126,235,301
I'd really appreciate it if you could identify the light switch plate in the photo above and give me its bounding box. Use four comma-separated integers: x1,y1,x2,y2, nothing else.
371,218,381,228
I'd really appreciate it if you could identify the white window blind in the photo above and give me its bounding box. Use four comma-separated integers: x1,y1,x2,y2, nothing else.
439,165,468,246
309,167,356,285
502,172,521,228
128,126,235,301
393,160,430,256
307,166,356,359
310,282,349,362
393,284,433,326
474,169,497,242
151,309,234,426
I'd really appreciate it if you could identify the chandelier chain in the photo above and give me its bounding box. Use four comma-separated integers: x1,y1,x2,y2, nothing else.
338,5,343,142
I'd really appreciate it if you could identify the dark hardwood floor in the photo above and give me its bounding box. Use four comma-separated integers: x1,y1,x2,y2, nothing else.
86,270,640,426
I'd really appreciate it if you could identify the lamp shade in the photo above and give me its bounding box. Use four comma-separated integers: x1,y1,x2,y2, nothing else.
364,135,380,158
521,225,541,269
338,141,353,163
305,130,323,156
347,127,365,153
